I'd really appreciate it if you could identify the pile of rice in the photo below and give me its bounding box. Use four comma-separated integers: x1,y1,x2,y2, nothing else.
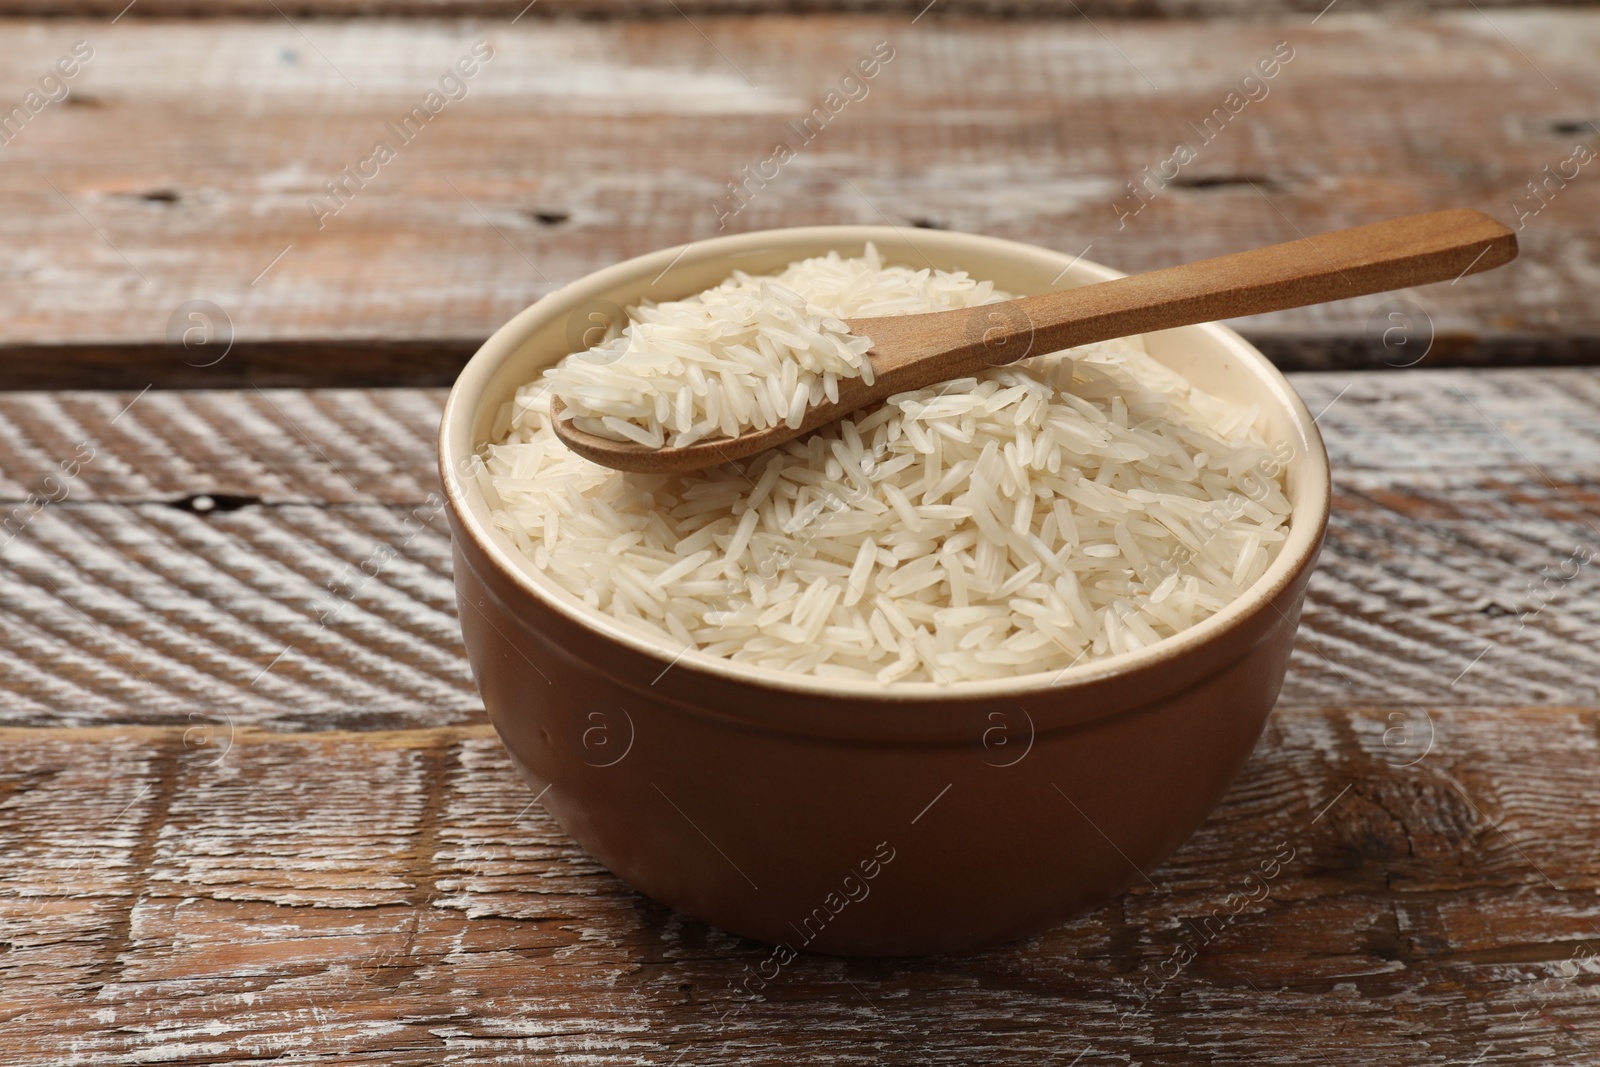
478,251,1292,684
545,246,1002,449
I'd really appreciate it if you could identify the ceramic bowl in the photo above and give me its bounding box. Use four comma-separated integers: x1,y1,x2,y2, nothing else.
438,226,1330,956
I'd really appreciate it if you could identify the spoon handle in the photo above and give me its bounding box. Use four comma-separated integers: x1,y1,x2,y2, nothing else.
852,209,1517,380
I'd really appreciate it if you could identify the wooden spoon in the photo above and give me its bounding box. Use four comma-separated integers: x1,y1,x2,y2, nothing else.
551,209,1516,473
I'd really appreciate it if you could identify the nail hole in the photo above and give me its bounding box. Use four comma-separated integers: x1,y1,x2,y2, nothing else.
170,493,259,514
1545,118,1598,137
1168,175,1278,191
63,93,106,108
139,189,181,203
909,217,945,229
526,209,570,226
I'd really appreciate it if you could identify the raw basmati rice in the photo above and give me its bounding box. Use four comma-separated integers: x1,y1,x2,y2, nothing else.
547,244,1002,448
481,252,1294,684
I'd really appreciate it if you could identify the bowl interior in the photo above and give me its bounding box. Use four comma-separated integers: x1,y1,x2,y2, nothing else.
441,226,1330,701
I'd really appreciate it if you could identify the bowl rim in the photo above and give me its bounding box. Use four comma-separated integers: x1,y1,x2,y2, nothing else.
439,225,1331,705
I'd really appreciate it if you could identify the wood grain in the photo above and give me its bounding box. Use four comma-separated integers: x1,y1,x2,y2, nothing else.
1,710,1597,1064
0,13,1597,386
2,0,1587,18
1,369,1598,728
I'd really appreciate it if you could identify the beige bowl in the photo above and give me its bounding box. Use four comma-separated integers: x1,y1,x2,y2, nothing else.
439,226,1330,956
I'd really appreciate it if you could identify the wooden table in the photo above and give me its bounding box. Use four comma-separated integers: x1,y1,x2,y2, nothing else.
3,3,1598,1063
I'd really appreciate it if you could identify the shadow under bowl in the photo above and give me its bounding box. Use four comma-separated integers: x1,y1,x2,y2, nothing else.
438,226,1330,957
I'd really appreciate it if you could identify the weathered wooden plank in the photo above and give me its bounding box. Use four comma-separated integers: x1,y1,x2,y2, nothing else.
0,13,1596,386
4,370,1600,509
7,371,1600,508
0,502,473,729
0,0,1588,18
2,369,1598,726
1,711,1596,1063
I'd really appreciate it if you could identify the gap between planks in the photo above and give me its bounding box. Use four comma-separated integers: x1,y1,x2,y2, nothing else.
6,333,1600,392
